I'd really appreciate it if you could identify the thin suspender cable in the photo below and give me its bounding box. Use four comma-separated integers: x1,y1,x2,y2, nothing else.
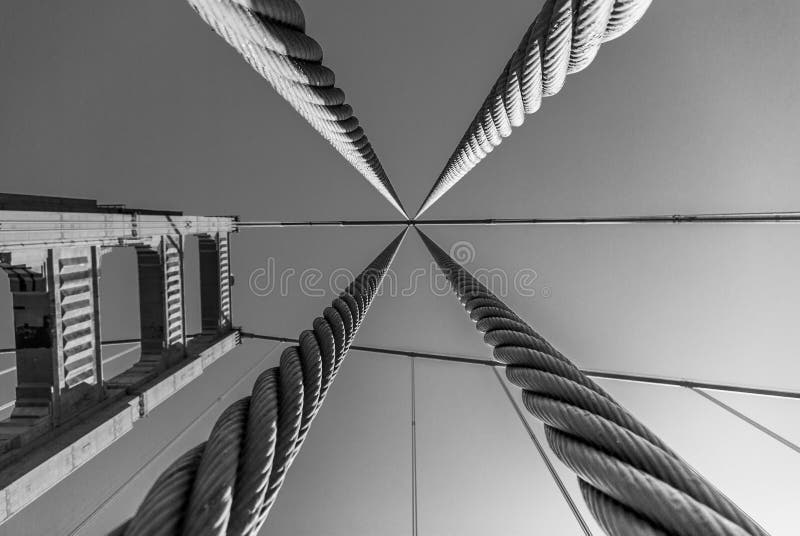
418,228,768,536
415,213,800,225
235,211,800,229
492,368,592,535
579,370,800,401
71,341,284,536
691,388,800,456
10,210,800,235
411,358,419,536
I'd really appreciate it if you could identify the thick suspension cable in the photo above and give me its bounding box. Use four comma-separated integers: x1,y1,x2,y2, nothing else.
186,0,407,217
417,229,768,536
416,0,653,217
112,230,406,536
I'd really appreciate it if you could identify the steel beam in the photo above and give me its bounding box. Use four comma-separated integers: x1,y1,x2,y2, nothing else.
691,388,800,455
416,212,800,225
492,368,592,535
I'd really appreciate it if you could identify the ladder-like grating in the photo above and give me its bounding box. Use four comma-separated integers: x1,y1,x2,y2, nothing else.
59,252,96,388
218,234,231,327
164,237,184,348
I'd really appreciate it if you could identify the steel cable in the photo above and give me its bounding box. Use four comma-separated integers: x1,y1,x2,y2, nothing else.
416,0,653,217
186,0,406,217
112,230,405,536
417,228,767,536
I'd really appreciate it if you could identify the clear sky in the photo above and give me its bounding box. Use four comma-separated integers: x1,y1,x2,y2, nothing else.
1,1,799,535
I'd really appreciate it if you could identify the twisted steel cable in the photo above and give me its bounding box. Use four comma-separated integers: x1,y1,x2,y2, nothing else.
417,229,767,536
416,0,653,217
113,230,406,536
186,0,407,217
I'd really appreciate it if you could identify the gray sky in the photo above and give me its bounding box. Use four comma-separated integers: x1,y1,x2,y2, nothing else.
1,0,799,534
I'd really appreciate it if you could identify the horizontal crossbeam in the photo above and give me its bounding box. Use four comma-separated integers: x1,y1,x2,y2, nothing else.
240,333,800,400
237,211,800,228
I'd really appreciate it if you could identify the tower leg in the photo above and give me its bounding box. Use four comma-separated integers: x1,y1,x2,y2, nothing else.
132,237,187,377
198,233,231,334
0,246,103,450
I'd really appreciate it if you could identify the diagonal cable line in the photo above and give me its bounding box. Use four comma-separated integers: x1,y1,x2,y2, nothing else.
493,367,593,535
417,228,768,536
691,388,800,456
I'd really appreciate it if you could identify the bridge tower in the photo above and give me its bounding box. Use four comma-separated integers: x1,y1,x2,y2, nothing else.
0,193,240,523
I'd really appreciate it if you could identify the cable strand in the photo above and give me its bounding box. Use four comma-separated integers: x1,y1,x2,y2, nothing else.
417,228,768,536
416,0,652,217
186,0,407,217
